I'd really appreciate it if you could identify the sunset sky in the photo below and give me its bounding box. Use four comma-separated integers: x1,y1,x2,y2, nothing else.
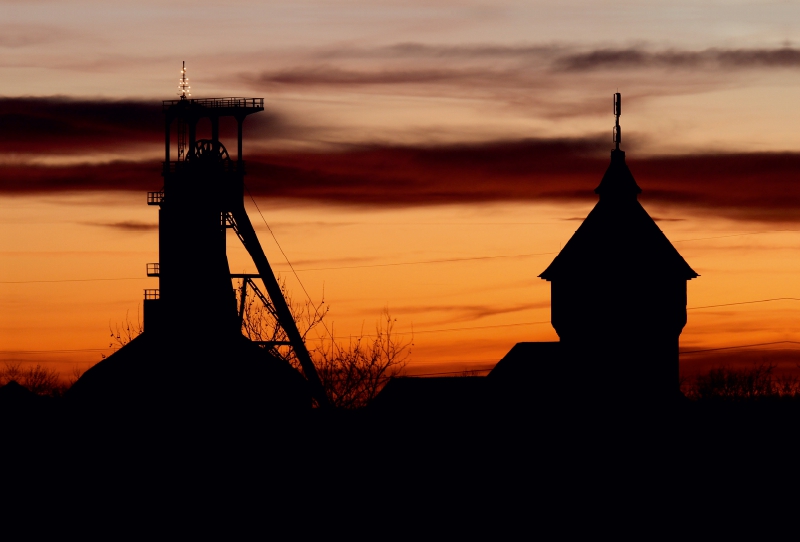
3,0,800,379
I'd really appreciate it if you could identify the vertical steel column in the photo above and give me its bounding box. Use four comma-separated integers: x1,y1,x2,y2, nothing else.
238,279,248,326
189,118,197,153
211,115,219,143
165,117,171,162
237,116,243,161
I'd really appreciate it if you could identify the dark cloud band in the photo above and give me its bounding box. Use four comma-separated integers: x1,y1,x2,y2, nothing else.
0,98,285,154
3,138,800,223
556,47,800,72
0,98,161,153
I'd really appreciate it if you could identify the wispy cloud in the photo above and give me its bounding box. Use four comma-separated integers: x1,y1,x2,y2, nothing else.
312,42,562,61
555,47,800,72
232,43,800,132
241,44,800,91
244,66,490,86
0,24,71,48
392,302,546,324
82,220,158,231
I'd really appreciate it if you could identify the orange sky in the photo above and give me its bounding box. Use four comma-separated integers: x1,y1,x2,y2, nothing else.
3,0,800,379
3,191,800,378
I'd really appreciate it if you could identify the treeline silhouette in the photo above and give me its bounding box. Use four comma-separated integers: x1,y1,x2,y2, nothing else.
5,359,800,405
3,354,796,523
0,362,80,398
682,362,800,401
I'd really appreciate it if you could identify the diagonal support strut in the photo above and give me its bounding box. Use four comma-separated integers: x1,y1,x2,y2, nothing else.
228,208,331,408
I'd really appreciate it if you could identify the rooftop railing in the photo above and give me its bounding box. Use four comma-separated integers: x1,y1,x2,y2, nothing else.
162,160,245,174
147,191,164,205
162,97,264,111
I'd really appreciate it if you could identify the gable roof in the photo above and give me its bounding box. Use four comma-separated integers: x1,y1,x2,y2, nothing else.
540,150,698,281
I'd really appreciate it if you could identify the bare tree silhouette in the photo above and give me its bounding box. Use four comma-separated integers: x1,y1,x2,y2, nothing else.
239,281,411,408
0,362,65,397
103,308,144,357
311,309,411,409
102,280,410,408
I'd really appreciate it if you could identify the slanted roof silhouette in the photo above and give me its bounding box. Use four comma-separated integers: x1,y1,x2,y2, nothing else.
540,149,698,281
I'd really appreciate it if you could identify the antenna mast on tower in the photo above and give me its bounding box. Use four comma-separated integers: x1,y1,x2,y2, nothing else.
176,61,191,161
613,92,621,151
177,60,191,99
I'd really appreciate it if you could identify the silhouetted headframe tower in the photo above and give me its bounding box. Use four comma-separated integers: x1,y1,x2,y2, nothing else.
538,93,698,401
70,63,328,411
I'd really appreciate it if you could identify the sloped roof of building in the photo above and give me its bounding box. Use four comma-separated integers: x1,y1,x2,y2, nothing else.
540,150,698,281
487,342,562,381
67,332,312,414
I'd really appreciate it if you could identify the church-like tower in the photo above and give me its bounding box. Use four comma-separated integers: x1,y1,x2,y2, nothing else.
539,94,697,401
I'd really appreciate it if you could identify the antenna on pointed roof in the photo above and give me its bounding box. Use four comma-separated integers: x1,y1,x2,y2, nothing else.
613,92,621,151
177,61,191,100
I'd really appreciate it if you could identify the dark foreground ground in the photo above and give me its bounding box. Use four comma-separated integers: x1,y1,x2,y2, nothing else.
2,393,799,533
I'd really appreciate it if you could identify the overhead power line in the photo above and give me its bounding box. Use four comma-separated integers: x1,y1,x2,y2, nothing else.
282,251,558,272
410,320,551,335
337,319,552,340
0,277,145,284
9,340,800,361
6,229,800,284
674,230,800,243
0,348,108,355
687,298,800,310
680,341,800,355
244,185,339,352
406,368,495,377
0,251,558,284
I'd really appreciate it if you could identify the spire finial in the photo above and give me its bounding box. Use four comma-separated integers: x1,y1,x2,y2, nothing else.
613,92,621,151
178,61,191,100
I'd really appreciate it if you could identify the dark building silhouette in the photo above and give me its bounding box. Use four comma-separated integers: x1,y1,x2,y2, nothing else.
70,73,328,413
539,148,697,401
375,94,697,411
497,93,697,403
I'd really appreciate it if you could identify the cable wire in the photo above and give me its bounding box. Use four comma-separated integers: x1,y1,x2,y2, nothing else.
675,230,800,243
0,250,555,283
244,185,339,350
0,277,145,284
0,348,108,354
279,252,558,272
680,340,800,355
688,298,800,310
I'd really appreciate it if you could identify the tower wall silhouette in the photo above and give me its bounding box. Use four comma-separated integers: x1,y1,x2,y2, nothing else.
69,97,328,412
540,149,697,402
551,276,687,399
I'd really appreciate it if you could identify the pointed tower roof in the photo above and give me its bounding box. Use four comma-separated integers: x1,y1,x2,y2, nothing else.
540,95,697,282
